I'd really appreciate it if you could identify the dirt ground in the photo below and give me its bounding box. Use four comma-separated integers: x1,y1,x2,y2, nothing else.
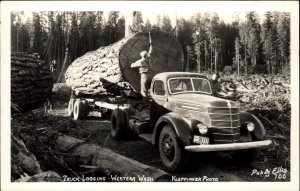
11,98,290,182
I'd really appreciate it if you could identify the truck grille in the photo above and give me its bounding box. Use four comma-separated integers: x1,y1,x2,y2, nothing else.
208,107,240,143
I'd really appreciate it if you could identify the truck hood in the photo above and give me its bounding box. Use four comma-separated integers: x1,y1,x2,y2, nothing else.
168,93,239,108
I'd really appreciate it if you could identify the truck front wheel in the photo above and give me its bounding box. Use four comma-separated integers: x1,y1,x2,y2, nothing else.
159,125,188,172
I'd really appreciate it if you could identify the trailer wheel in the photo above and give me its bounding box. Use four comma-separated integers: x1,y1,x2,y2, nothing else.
68,99,75,117
73,100,83,120
159,125,188,172
110,109,126,139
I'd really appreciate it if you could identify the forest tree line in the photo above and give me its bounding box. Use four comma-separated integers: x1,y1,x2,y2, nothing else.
11,11,290,82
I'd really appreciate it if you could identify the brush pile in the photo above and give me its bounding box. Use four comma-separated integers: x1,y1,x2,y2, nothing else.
219,74,291,168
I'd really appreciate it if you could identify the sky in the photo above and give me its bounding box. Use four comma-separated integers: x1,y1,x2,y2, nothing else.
11,1,294,26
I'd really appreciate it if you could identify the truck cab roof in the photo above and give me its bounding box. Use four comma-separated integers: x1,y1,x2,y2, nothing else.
153,72,209,82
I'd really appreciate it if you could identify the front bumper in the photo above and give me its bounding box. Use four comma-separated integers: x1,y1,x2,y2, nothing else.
185,140,272,152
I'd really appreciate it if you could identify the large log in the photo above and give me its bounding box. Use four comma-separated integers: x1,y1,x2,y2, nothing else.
54,134,171,182
11,135,43,181
65,31,184,95
14,171,62,182
11,52,53,112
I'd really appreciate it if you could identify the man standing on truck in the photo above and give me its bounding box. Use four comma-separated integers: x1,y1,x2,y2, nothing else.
131,33,153,97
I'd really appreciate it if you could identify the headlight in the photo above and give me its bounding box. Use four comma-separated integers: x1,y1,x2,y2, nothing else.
197,123,208,134
247,122,255,132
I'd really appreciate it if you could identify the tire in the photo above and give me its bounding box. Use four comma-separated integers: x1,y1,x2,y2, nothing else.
73,99,83,120
159,125,189,172
100,108,112,120
122,108,137,138
81,100,89,118
110,109,127,139
68,99,75,117
231,149,259,165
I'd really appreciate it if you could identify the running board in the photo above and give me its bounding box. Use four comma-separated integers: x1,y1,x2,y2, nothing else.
138,133,153,143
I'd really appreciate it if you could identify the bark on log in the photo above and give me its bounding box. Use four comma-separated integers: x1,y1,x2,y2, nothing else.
11,135,43,181
65,31,184,95
14,171,62,182
54,134,171,182
11,52,53,112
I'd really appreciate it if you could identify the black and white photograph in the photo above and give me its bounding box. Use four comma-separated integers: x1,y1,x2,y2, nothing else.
1,1,299,191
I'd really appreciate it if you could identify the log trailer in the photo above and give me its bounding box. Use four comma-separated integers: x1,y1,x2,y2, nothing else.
68,72,272,172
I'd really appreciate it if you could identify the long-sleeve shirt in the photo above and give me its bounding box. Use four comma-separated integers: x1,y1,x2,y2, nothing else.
131,45,153,74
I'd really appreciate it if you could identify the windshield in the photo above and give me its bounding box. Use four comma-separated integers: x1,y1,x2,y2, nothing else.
168,77,212,94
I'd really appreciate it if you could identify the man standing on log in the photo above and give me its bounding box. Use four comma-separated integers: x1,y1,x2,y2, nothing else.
131,33,153,97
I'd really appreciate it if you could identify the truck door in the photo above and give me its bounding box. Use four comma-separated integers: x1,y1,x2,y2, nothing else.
150,80,170,128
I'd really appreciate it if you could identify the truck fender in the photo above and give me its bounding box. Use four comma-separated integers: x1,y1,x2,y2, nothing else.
152,112,192,147
239,111,266,140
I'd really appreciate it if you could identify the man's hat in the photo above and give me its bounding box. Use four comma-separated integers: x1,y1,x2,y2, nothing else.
140,51,148,57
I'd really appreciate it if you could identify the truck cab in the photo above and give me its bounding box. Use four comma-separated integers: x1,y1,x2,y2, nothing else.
110,72,272,171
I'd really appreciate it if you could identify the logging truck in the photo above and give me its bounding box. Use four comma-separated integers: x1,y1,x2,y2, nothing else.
67,72,272,172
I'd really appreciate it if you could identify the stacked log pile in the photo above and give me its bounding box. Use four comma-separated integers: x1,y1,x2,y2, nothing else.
11,52,53,112
65,31,184,95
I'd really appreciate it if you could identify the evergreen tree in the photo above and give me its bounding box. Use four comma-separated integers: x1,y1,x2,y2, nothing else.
131,11,143,33
116,16,125,40
177,18,194,71
11,12,20,52
94,11,104,48
69,12,79,61
234,37,241,75
277,12,290,74
191,13,204,72
10,11,290,77
53,13,65,77
245,12,261,70
32,13,44,56
239,22,248,75
103,11,119,45
208,12,220,73
261,11,273,74
160,15,173,34
144,19,152,31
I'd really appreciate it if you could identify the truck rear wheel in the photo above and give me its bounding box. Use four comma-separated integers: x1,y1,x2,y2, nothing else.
110,109,127,139
81,100,89,118
68,99,75,117
159,125,188,172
